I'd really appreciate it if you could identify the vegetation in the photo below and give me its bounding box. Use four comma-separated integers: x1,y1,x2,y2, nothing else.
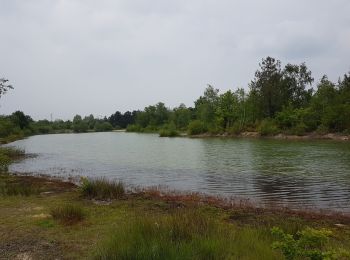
159,123,179,137
0,147,24,172
95,209,236,259
1,59,350,142
271,227,349,259
50,204,86,225
1,175,350,259
80,178,125,200
0,180,39,196
118,57,350,137
0,78,13,98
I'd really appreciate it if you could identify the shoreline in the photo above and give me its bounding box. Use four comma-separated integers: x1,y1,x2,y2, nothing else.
2,130,349,146
2,172,350,258
8,171,350,222
188,131,350,141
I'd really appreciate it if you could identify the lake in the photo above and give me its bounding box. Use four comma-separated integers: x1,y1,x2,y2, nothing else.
7,132,350,212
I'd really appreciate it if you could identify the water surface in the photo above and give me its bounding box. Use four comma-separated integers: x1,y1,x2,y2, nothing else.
8,132,350,212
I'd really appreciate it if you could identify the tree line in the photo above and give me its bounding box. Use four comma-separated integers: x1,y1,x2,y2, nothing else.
128,57,350,136
1,56,349,141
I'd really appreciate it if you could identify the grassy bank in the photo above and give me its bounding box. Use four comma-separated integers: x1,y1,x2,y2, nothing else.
1,173,350,259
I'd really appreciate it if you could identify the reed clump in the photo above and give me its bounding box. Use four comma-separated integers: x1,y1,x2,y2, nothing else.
50,204,85,225
80,178,125,200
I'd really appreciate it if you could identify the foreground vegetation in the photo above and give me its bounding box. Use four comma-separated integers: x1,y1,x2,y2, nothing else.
0,149,350,259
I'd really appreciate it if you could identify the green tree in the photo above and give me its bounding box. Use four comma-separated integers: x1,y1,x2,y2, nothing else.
195,85,219,128
250,57,284,118
217,90,238,130
72,115,88,133
173,103,191,130
10,111,32,129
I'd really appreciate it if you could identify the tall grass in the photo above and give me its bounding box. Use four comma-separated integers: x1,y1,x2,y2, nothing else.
80,178,125,200
0,181,39,196
94,208,278,259
51,204,85,225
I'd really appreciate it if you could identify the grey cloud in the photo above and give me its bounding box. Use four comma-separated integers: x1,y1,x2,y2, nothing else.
0,0,349,119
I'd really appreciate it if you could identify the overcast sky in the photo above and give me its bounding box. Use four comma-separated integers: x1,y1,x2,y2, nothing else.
0,0,349,120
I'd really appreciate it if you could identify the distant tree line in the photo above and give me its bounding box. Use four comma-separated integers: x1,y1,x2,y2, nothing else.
1,56,349,142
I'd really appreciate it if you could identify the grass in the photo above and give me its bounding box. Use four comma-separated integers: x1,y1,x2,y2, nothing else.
0,181,39,196
94,208,278,260
51,204,86,225
0,175,350,259
80,178,125,200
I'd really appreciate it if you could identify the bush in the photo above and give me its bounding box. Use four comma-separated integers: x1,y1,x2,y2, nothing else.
289,123,307,136
258,119,279,136
51,204,85,225
80,178,125,200
94,122,113,132
159,129,179,137
159,123,179,137
228,121,244,135
271,227,335,260
126,124,142,132
187,120,207,135
316,125,329,135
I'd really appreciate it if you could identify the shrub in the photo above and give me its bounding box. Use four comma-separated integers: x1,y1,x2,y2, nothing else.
51,204,85,225
271,227,334,260
94,122,113,132
316,125,329,135
159,129,179,137
258,119,279,136
228,121,244,135
126,124,142,132
290,122,307,136
159,123,179,137
80,178,125,200
187,120,207,135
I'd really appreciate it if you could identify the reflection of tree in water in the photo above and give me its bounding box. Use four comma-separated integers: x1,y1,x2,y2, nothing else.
249,140,350,210
199,139,259,197
249,140,312,205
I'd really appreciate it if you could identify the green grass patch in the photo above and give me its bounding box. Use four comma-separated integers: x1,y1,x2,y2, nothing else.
80,178,125,200
51,204,86,225
0,180,40,196
94,208,278,259
37,219,55,228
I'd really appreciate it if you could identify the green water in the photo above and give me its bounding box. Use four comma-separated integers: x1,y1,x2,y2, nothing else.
8,132,350,212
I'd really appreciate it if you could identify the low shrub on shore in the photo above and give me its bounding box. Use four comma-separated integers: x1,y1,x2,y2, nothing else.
159,129,179,137
51,204,85,225
271,227,350,259
80,178,125,200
